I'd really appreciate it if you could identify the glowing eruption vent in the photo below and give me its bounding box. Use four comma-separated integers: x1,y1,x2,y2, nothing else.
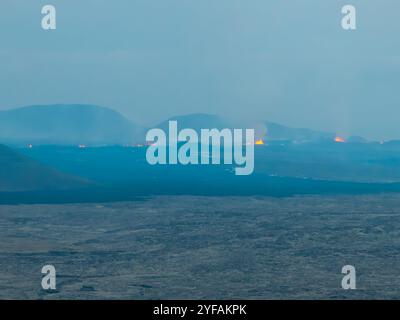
334,137,345,143
255,139,264,145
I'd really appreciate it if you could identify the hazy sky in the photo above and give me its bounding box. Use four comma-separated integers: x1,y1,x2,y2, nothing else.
0,0,399,140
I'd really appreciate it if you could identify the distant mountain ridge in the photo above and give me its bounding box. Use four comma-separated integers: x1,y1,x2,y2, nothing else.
265,122,366,143
0,104,144,146
264,122,334,141
0,105,368,145
156,114,366,143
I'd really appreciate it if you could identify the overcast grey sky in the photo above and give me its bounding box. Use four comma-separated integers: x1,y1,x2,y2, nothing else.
0,0,399,140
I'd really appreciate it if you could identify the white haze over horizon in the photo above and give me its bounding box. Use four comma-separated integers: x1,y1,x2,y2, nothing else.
0,0,400,140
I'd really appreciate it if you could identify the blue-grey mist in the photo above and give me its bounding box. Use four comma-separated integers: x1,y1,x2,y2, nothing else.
0,0,399,140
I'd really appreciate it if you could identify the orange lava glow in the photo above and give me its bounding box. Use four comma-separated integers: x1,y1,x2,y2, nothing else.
334,137,346,143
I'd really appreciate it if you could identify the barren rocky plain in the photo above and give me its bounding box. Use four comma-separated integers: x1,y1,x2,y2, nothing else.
1,194,400,299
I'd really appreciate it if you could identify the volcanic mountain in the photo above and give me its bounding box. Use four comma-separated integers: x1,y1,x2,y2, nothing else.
0,104,144,146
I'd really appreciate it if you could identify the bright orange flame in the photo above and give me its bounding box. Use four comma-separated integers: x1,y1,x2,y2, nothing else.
334,137,345,143
255,139,264,145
